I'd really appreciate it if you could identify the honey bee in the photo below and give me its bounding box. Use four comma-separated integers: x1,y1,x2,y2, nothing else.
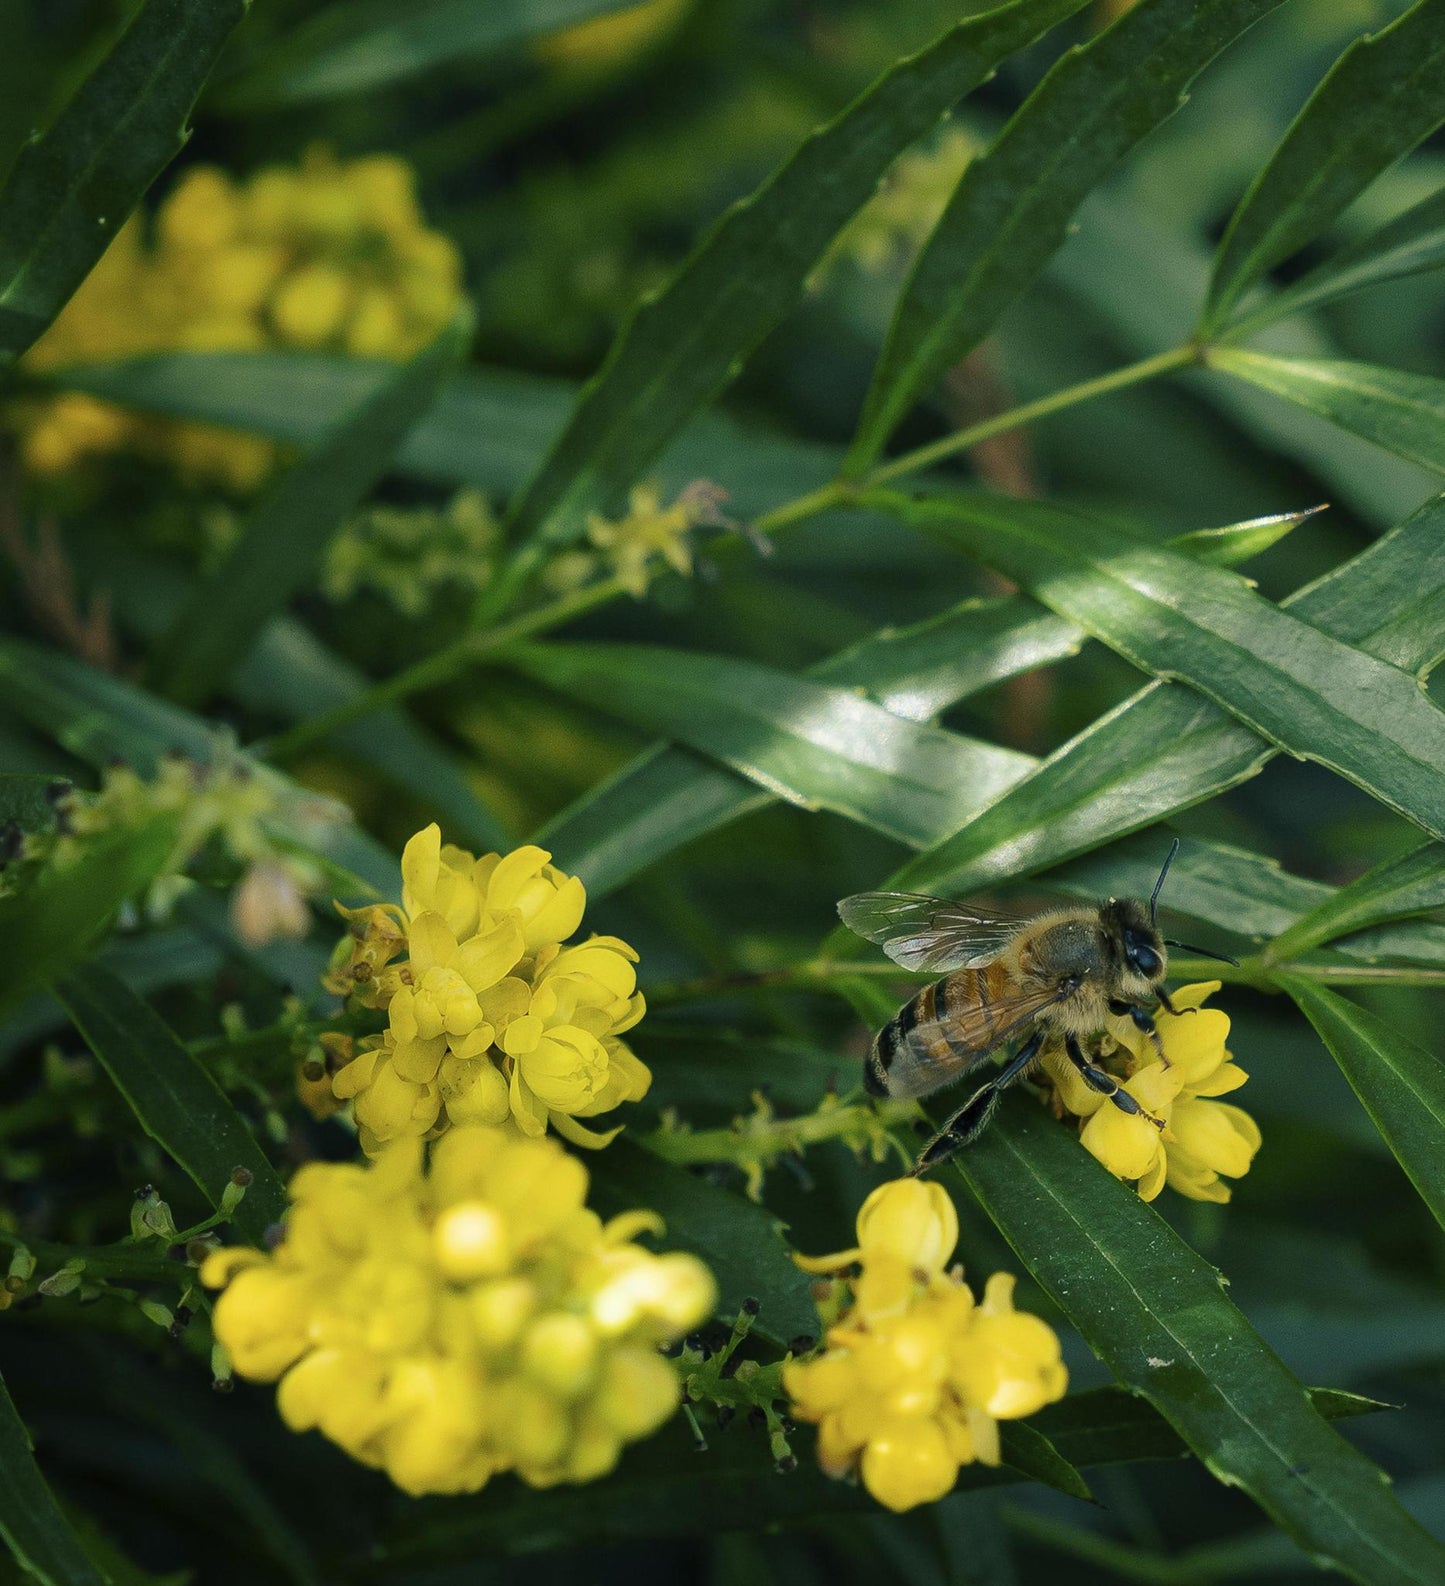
838,842,1237,1172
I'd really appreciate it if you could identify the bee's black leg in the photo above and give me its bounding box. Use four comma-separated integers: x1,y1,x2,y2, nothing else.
914,1029,1046,1174
1063,1034,1164,1129
1109,998,1163,1056
1156,987,1198,1018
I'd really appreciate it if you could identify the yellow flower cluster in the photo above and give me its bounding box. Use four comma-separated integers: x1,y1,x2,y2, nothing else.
20,756,329,948
203,1126,715,1495
545,482,705,599
784,1180,1067,1513
20,149,462,491
322,488,499,617
1040,983,1260,1203
326,825,651,1154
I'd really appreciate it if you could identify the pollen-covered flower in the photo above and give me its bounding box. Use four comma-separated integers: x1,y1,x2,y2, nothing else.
326,825,651,1154
784,1178,1066,1513
203,1126,714,1496
1040,982,1259,1203
17,148,462,490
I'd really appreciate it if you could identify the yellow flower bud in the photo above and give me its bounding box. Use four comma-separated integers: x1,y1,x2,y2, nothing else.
592,1347,679,1440
469,1278,538,1349
860,1417,958,1512
270,264,354,348
855,1179,958,1273
522,1313,600,1399
434,1202,512,1281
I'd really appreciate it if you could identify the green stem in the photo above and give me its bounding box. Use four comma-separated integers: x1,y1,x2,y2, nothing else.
641,1096,915,1169
257,348,1194,763
0,1229,190,1287
867,343,1201,485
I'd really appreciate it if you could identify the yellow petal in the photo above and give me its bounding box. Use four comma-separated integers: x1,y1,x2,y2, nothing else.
400,823,442,917
408,911,458,977
550,1110,624,1149
452,917,526,992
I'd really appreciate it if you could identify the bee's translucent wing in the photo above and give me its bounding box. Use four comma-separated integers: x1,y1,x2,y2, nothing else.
881,978,1069,1099
837,891,1025,973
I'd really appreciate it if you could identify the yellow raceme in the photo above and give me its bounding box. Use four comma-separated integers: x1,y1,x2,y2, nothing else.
785,1179,1067,1513
1040,982,1260,1203
203,1126,714,1495
325,825,651,1153
18,149,462,490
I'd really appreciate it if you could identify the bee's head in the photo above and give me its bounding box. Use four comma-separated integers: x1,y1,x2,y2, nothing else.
1100,897,1167,987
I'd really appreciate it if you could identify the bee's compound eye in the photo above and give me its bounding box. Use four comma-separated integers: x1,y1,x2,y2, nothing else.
1129,942,1163,979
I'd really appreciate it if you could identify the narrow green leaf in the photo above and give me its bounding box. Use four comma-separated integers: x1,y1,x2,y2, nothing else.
1051,185,1437,528
847,0,1280,473
220,0,637,109
878,487,1445,902
39,353,839,515
491,0,1091,603
369,1377,1380,1563
75,526,509,854
880,489,1445,844
1167,504,1326,568
1235,184,1445,333
887,687,1272,899
0,639,398,898
153,316,469,709
0,1375,108,1586
1047,832,1445,974
590,1141,817,1349
54,966,286,1246
1028,1384,1386,1472
952,1092,1445,1586
0,0,247,363
540,509,1310,895
506,639,1035,848
1203,0,1445,333
997,1421,1092,1501
0,816,180,1017
1283,978,1445,1234
1268,842,1445,962
1210,350,1445,478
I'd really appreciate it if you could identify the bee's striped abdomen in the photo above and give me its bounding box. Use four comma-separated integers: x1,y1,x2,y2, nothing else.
865,962,1016,1098
950,960,1014,1047
865,981,931,1095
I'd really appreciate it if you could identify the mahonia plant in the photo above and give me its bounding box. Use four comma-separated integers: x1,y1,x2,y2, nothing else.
785,1179,1067,1512
7,754,334,948
204,1126,715,1494
1038,983,1260,1203
18,148,462,491
323,824,651,1153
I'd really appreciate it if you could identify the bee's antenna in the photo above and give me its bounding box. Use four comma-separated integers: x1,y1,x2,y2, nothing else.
1149,838,1180,928
1163,939,1241,969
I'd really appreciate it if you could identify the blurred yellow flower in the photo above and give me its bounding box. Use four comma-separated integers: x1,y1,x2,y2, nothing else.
785,1178,1066,1513
586,483,699,597
204,1126,714,1495
1040,982,1260,1203
537,0,690,68
18,148,462,489
326,825,651,1154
